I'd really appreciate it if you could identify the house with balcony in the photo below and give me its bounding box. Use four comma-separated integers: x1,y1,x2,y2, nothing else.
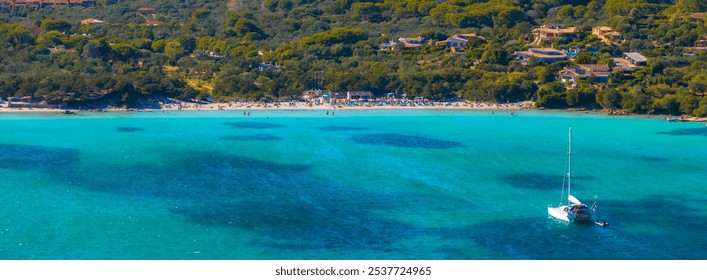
559,64,612,87
398,36,427,49
531,24,577,45
592,26,622,45
435,33,485,52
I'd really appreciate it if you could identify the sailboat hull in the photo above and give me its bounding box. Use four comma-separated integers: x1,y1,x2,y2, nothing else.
548,206,592,223
548,206,571,222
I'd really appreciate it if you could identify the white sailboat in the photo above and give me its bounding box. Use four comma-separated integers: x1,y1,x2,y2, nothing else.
547,128,593,223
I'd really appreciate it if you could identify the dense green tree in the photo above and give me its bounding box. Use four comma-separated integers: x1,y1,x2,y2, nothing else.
0,0,704,114
40,18,72,33
596,88,622,109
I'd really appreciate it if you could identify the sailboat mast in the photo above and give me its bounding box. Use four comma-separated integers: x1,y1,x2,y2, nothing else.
567,127,572,201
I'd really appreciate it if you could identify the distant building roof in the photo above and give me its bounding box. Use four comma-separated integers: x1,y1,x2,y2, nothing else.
137,7,155,14
624,52,647,63
578,64,611,73
514,48,568,64
533,25,577,35
454,33,485,40
529,48,565,55
379,40,397,50
398,37,426,48
81,18,105,25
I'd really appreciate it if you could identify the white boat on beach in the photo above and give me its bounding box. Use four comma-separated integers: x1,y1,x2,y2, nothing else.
547,128,593,224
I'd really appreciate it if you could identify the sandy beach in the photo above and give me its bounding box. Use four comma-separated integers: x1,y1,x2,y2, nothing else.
0,100,534,113
1,100,706,122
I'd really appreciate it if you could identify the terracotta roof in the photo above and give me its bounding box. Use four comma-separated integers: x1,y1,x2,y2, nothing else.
533,26,577,35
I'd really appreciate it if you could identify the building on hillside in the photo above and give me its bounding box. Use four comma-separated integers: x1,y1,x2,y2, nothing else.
513,48,568,65
623,52,647,66
145,20,161,27
532,24,577,44
592,26,622,45
612,57,644,72
685,36,707,53
695,36,707,48
379,40,397,51
397,36,427,48
559,64,612,87
12,0,40,8
258,62,278,71
68,0,90,6
137,7,154,15
435,33,485,52
1,0,95,7
42,0,67,6
81,18,105,26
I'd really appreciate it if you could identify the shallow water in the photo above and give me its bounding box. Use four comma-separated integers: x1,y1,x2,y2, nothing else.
1,110,705,259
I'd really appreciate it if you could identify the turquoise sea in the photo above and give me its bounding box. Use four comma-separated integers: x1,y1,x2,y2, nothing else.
1,110,705,260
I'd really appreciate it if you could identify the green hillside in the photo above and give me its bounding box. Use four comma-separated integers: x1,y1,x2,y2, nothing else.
1,0,706,115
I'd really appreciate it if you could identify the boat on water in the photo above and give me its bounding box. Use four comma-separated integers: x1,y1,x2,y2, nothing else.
547,128,593,224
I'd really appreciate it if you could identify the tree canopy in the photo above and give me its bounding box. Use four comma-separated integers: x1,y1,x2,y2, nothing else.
0,0,706,116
